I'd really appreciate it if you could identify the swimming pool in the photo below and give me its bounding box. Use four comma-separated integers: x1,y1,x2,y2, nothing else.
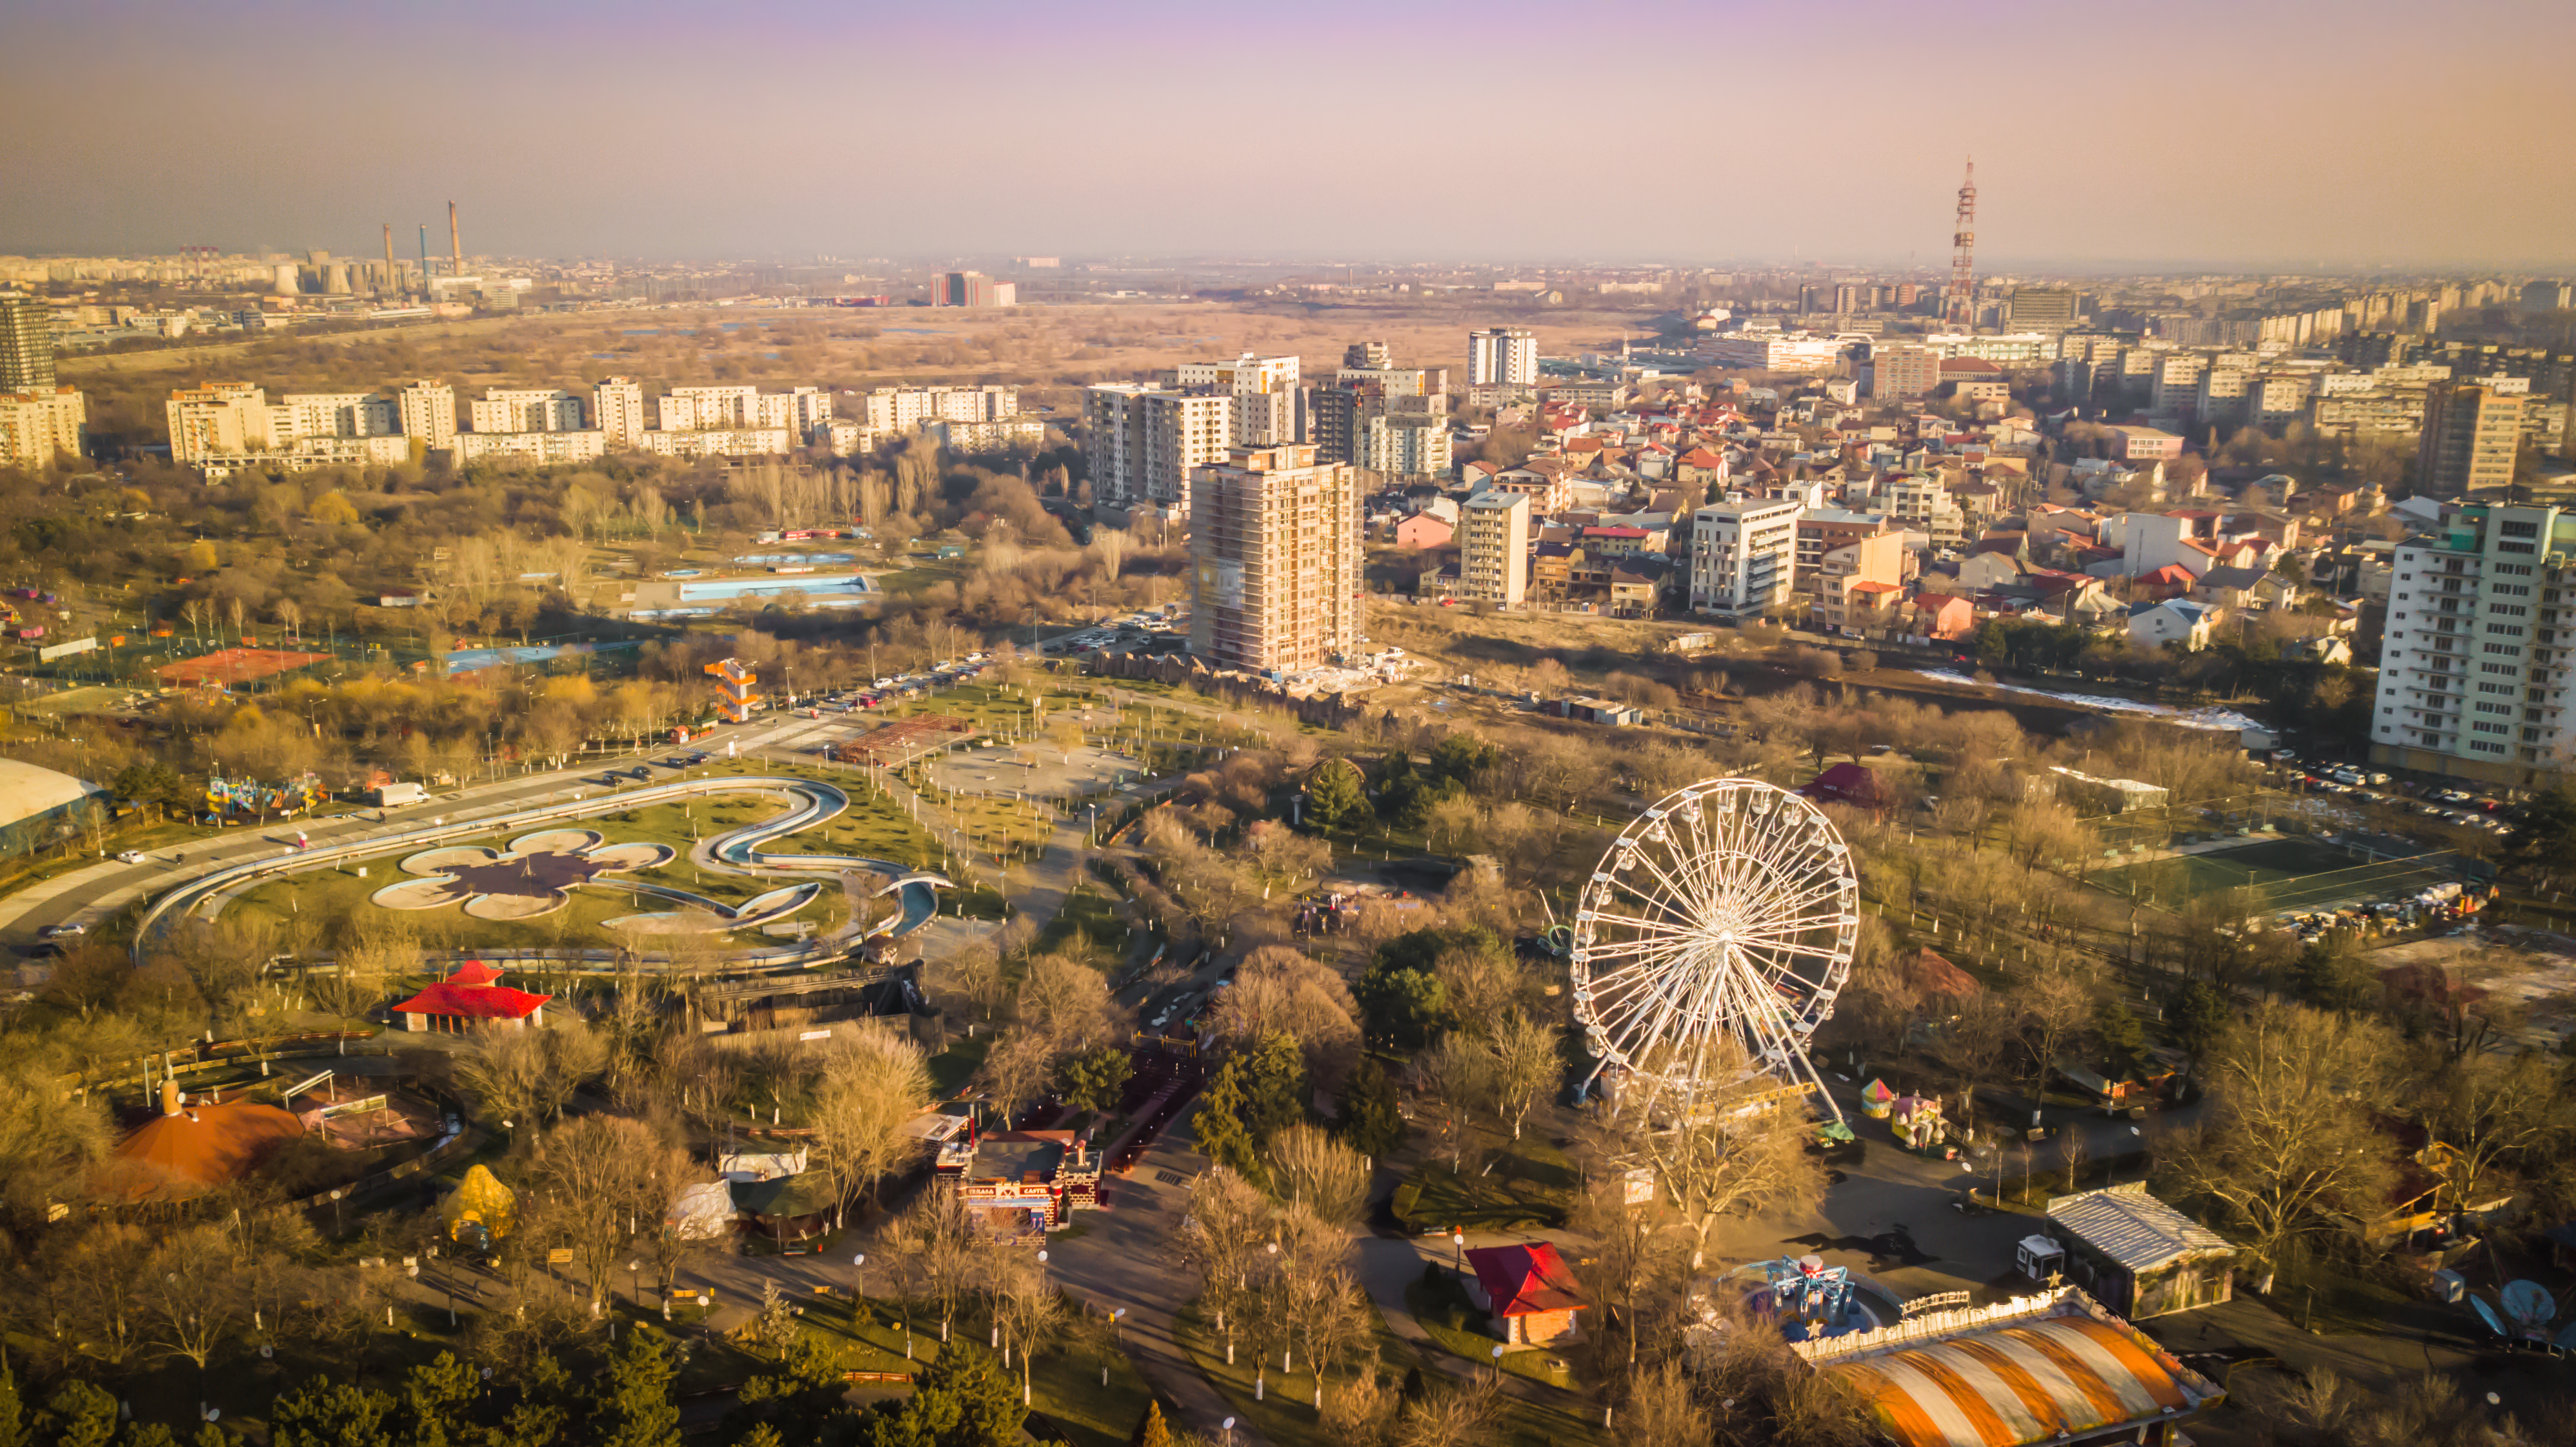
732,553,856,567
677,574,873,602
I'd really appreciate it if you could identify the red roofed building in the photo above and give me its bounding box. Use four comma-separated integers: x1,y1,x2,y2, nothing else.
392,961,552,1034
1462,1242,1588,1345
1799,762,1887,813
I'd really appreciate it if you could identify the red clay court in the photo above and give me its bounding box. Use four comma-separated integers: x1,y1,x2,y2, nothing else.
153,647,334,687
830,714,978,766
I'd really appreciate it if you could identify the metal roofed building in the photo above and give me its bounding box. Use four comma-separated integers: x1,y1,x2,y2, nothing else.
1791,1285,2225,1447
0,757,104,861
2042,1183,2237,1319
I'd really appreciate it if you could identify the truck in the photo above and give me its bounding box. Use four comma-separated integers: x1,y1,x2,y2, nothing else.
370,782,430,807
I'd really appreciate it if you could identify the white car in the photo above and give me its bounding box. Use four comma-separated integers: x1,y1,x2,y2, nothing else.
116,851,147,864
39,923,83,939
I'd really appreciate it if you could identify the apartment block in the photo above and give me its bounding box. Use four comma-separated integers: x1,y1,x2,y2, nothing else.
1871,344,1938,401
657,385,829,434
0,388,84,469
1689,498,1801,618
1169,354,1303,447
1187,443,1362,674
397,380,458,448
1457,491,1530,606
591,377,647,445
636,427,792,458
2372,503,2576,785
1467,327,1538,388
2419,381,2526,498
1083,384,1231,520
925,416,1047,452
469,388,586,433
861,384,1018,432
2150,352,2208,416
0,294,56,392
167,383,276,463
934,272,1014,308
450,430,609,465
285,391,397,440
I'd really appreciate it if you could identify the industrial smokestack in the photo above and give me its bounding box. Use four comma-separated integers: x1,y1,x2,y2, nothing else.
448,201,461,273
382,223,394,293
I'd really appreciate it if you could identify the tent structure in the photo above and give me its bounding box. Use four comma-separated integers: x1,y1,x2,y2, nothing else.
392,961,552,1034
443,1164,518,1251
668,1181,736,1241
100,1101,305,1199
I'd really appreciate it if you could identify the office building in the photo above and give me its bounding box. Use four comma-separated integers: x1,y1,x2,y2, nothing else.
1871,344,1938,401
2373,502,2576,785
469,388,586,434
591,377,647,445
1457,491,1530,606
1083,384,1231,520
0,294,54,392
934,271,1014,308
0,388,85,469
397,381,457,449
1689,498,1801,619
1467,327,1538,389
861,384,1018,432
2419,381,2527,497
1187,443,1362,673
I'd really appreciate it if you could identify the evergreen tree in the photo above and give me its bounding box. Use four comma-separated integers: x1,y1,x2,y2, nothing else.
1132,1402,1173,1447
1193,1058,1261,1177
119,1426,177,1447
2093,997,2146,1069
269,1380,395,1447
587,1333,681,1447
1303,758,1367,831
855,1346,1023,1447
726,1336,846,1444
0,1351,25,1447
1354,959,1447,1050
497,1352,573,1447
186,1426,230,1447
1058,1047,1133,1115
39,1384,116,1447
1336,1055,1407,1159
2168,982,2230,1068
399,1352,481,1447
1233,1031,1307,1140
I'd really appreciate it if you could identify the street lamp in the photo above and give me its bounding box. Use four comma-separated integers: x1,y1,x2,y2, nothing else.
1451,1231,1465,1272
852,1253,867,1327
1491,1344,1506,1382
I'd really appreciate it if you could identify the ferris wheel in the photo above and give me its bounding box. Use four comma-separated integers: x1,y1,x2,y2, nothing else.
1569,778,1859,1117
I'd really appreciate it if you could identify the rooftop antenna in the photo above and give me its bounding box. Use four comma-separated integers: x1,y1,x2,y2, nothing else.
1946,158,1977,329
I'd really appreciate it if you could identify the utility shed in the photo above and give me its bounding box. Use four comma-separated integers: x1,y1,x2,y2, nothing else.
2044,1183,2237,1319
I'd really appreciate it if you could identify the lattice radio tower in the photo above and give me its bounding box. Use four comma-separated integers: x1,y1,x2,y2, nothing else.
1946,159,1977,329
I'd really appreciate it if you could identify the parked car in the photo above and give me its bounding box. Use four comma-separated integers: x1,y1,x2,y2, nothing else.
38,923,83,939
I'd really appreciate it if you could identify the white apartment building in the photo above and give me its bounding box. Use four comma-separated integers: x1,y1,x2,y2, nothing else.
591,377,647,445
195,434,409,481
1458,491,1530,606
925,416,1047,453
1875,475,1965,545
814,418,885,456
0,387,84,468
658,385,830,434
2245,373,2313,430
1170,354,1302,447
285,391,397,440
450,430,609,465
469,388,585,434
861,384,1018,431
397,380,457,448
1083,384,1231,520
1467,327,1538,388
2150,353,2207,416
1187,443,1362,673
636,427,792,458
2372,503,2576,787
168,383,278,463
1689,498,1802,618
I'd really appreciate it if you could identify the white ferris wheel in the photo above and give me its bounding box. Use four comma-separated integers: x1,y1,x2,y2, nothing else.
1569,778,1859,1117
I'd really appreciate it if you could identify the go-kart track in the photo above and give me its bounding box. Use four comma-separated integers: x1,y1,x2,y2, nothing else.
129,776,950,975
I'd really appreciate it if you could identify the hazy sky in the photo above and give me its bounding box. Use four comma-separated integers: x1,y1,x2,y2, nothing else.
6,0,2573,270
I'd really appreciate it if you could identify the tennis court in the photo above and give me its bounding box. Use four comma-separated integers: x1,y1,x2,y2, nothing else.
2097,836,2470,916
152,647,333,687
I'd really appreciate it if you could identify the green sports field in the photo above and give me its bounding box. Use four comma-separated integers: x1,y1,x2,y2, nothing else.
2097,836,2466,915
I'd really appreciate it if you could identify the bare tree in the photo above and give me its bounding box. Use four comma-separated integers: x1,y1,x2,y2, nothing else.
525,1114,689,1310
1180,1166,1271,1366
1615,1045,1826,1269
810,1031,934,1226
1266,1123,1369,1226
884,1189,978,1344
2164,1003,2400,1292
1482,1011,1560,1141
976,1029,1055,1130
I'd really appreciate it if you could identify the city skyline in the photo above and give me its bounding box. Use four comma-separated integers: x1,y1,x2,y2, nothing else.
6,0,2575,270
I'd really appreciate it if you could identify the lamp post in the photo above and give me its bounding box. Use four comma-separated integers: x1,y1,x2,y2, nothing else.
1491,1344,1505,1382
852,1253,867,1329
1451,1231,1465,1273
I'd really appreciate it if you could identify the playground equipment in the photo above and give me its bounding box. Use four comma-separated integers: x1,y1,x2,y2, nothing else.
206,771,321,816
1754,1254,1865,1341
705,657,757,724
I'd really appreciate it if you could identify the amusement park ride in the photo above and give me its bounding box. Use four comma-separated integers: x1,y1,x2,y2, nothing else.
1567,777,1860,1118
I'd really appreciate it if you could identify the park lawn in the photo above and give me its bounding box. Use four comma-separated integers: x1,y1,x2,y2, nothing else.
1394,1131,1580,1233
1176,1296,1600,1447
1402,1275,1585,1392
927,1035,992,1095
801,1293,1154,1447
1034,885,1126,964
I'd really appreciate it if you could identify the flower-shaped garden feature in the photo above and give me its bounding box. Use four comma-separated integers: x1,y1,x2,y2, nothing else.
370,828,675,920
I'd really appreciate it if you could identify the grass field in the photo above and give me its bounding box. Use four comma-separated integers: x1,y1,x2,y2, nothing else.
2095,836,2466,915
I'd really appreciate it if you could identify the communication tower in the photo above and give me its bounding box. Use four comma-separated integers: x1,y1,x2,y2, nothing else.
1946,159,1977,329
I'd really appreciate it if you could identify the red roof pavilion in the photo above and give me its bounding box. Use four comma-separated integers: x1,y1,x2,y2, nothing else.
392,961,552,1033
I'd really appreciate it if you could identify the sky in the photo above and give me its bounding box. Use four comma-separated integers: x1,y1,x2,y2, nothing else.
5,0,2574,271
